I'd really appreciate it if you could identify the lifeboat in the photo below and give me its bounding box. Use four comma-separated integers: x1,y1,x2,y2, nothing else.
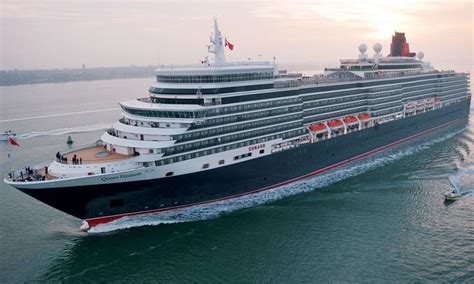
405,103,415,109
434,97,441,104
309,123,327,133
343,116,358,125
327,120,343,128
416,101,425,110
405,103,415,113
357,113,371,121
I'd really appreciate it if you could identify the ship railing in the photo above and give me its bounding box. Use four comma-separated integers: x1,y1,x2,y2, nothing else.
298,69,457,87
5,161,53,182
59,141,103,156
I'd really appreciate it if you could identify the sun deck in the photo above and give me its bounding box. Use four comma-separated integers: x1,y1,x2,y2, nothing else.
61,146,132,164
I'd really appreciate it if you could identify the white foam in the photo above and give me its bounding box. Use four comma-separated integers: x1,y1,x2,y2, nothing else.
0,108,119,123
449,162,474,193
16,123,112,140
88,126,466,233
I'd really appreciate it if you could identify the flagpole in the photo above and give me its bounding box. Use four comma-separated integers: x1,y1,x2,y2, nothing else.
7,135,20,179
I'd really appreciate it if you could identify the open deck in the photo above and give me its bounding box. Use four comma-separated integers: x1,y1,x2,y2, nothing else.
61,146,132,164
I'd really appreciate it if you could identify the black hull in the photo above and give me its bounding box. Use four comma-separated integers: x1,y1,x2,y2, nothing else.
19,99,471,222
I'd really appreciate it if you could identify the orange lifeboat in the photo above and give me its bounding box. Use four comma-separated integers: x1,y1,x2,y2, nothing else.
358,113,371,121
309,123,327,132
327,120,343,128
343,116,358,125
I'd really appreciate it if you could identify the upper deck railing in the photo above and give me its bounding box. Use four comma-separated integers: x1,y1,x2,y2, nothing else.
295,69,458,87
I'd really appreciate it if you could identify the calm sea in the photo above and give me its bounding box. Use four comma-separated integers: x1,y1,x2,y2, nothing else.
1,76,473,282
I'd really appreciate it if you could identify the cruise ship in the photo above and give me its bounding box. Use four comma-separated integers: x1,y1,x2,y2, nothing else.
4,21,471,231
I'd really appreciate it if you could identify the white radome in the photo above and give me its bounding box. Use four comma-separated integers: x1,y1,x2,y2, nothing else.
373,43,382,54
359,43,367,54
417,51,425,60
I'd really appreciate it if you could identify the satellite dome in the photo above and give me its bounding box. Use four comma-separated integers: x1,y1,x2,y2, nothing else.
373,43,382,54
359,43,367,54
417,51,425,60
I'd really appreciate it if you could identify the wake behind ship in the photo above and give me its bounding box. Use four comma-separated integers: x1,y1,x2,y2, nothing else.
4,21,471,231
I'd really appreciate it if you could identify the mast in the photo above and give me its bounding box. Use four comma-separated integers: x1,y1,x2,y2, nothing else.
207,17,225,65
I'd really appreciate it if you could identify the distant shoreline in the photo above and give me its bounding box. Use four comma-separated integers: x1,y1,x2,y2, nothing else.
0,66,159,86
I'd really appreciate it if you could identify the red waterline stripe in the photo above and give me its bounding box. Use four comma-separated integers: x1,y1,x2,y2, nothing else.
86,119,461,228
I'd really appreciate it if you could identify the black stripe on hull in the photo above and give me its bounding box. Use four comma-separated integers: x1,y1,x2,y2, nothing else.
18,99,471,221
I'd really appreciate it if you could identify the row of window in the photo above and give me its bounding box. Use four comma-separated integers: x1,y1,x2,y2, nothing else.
366,90,401,98
371,106,403,117
156,129,304,165
122,97,301,121
192,105,303,129
367,84,402,93
439,87,468,96
221,90,298,105
164,122,302,156
203,97,301,117
304,94,367,108
403,83,438,93
442,91,469,101
403,86,438,97
438,76,467,83
369,101,402,112
151,97,203,105
404,92,437,102
302,89,363,102
234,152,253,161
122,106,196,119
176,113,302,142
148,83,273,95
438,82,468,91
368,95,402,105
156,72,275,84
402,78,438,88
304,101,366,117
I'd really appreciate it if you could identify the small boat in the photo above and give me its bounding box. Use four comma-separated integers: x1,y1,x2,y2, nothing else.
444,188,462,201
327,120,344,129
357,113,371,121
309,123,327,133
0,130,16,141
343,116,358,125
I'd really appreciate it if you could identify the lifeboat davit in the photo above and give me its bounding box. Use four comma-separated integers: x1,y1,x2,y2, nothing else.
343,116,358,125
358,113,371,121
309,123,327,132
327,120,343,128
416,101,425,107
405,103,415,113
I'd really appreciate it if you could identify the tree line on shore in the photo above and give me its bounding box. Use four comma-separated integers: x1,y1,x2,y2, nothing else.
0,65,159,86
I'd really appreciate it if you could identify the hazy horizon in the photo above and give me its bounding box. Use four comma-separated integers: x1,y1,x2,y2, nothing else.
1,0,473,73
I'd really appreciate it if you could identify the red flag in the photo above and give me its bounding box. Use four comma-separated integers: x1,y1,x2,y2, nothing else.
8,136,20,147
225,38,234,51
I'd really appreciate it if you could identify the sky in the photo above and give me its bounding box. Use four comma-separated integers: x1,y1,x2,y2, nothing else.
1,0,473,72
